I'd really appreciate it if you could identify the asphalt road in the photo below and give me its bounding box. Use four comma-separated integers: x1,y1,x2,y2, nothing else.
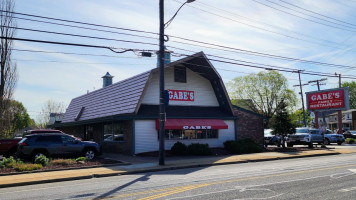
1,152,355,200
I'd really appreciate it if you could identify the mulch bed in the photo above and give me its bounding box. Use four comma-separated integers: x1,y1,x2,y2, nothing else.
0,158,122,175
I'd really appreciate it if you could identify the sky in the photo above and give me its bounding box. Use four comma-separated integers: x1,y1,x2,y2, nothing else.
9,0,356,119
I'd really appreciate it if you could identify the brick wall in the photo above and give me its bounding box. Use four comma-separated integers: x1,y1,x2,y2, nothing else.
234,109,264,146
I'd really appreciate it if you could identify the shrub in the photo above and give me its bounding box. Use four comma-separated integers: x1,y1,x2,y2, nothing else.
34,155,49,166
345,138,355,144
14,163,42,172
224,139,263,154
76,157,88,162
1,156,17,168
171,142,188,155
187,143,211,155
51,159,76,166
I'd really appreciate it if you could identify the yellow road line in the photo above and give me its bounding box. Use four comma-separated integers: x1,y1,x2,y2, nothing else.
137,183,210,200
91,163,356,200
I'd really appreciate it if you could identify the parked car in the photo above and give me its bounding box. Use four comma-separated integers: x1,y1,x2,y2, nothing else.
343,130,356,139
286,128,324,148
264,129,281,147
0,129,64,157
17,133,101,160
324,133,345,145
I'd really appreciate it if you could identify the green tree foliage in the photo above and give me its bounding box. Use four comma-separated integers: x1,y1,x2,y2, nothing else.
341,81,356,109
270,100,296,147
9,100,33,133
290,109,312,127
228,71,297,126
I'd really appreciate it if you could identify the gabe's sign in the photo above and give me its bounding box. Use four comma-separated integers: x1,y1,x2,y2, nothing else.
168,89,194,101
306,88,349,112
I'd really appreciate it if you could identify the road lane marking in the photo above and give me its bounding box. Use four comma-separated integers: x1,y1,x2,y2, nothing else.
349,169,356,173
137,183,210,200
339,187,356,192
90,164,356,200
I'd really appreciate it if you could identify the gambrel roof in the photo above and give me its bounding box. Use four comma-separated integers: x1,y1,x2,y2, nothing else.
60,52,235,125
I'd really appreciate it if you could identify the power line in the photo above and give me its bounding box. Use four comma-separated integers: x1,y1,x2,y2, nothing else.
252,0,356,32
6,10,356,69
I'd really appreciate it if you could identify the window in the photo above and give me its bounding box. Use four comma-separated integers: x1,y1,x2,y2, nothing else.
174,66,186,83
36,135,62,143
61,135,76,144
164,129,218,140
103,121,126,141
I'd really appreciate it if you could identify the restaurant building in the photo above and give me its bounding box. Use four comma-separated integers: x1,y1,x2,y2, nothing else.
54,52,262,154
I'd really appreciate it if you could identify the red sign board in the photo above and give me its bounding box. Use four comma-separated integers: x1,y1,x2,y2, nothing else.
307,89,345,111
168,89,194,101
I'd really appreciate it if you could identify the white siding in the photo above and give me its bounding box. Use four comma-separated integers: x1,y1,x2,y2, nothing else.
141,67,219,106
134,120,235,154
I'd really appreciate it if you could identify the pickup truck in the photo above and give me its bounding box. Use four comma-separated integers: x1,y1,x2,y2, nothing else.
286,128,324,148
0,137,22,157
0,129,64,157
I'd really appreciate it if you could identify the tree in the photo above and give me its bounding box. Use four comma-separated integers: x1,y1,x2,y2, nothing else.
270,100,296,148
290,109,312,127
36,100,66,128
341,81,356,109
9,100,33,133
228,70,297,127
0,0,17,136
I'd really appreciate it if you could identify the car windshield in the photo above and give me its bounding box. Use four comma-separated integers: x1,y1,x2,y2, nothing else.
264,129,273,136
349,131,356,135
296,128,309,133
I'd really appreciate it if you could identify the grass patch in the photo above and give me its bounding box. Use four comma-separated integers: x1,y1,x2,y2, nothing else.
345,138,355,144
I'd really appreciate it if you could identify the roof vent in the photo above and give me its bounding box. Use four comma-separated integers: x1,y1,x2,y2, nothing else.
102,72,114,87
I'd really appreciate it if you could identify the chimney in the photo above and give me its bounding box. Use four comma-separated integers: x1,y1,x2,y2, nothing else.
102,72,114,87
156,46,171,68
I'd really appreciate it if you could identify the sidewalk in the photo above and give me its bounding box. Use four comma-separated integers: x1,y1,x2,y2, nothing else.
1,147,356,188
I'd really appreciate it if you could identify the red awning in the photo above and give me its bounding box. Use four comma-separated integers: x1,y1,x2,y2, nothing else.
155,119,228,130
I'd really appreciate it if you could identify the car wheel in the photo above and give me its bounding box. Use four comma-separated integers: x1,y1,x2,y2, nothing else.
324,139,330,145
337,141,343,145
308,142,313,148
287,143,293,147
83,148,95,160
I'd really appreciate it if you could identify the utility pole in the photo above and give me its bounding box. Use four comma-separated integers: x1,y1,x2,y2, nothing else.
293,70,308,127
308,78,327,128
308,78,327,147
336,73,343,134
158,0,165,166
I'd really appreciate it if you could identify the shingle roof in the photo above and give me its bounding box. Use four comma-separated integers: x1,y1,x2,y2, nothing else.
61,71,151,123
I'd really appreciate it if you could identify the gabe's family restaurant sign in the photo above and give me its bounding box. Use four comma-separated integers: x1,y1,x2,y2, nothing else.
306,88,350,112
168,89,194,101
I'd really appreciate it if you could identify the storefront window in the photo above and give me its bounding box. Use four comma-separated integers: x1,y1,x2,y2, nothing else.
164,129,218,140
103,121,125,142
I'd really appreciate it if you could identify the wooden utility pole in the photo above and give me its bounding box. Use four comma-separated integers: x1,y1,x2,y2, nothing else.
308,78,327,128
293,70,308,127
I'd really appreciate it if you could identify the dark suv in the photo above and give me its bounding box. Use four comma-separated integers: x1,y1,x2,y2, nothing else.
17,133,101,160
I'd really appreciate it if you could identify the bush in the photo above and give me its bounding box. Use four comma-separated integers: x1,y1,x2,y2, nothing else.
224,139,263,154
34,155,49,166
171,142,188,155
187,143,211,155
76,157,88,162
1,156,17,168
14,163,42,172
345,138,355,144
51,159,76,166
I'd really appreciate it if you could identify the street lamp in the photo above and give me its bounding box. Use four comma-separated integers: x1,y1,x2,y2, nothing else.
159,0,195,165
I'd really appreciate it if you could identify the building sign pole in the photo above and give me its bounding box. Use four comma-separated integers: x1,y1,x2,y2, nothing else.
337,74,342,133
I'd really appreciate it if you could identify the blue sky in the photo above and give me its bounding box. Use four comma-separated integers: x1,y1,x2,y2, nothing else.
11,0,356,119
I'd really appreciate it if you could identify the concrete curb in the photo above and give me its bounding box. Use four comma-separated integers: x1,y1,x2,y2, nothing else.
0,151,346,188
